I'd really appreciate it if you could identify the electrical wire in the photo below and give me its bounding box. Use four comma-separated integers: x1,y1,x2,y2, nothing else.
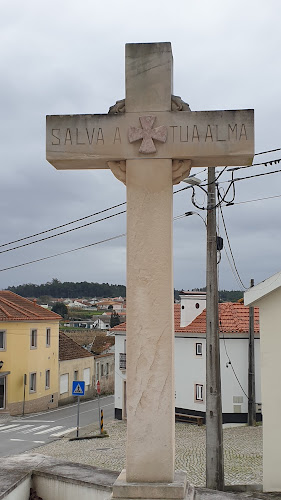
0,202,127,248
217,250,249,399
221,330,249,399
2,158,281,255
0,212,191,272
227,158,281,172
218,204,247,290
0,210,126,254
0,234,126,272
1,148,281,249
231,167,281,180
227,193,281,206
255,147,281,156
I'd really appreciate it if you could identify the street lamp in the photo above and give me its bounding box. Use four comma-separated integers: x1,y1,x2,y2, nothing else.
185,211,207,228
0,361,4,369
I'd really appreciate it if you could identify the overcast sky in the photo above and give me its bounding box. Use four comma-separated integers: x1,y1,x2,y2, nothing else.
1,0,281,294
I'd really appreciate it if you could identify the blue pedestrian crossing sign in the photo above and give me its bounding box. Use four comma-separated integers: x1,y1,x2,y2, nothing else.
72,381,85,396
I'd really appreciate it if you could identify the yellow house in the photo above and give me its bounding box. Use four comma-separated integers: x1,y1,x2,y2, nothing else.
0,291,61,416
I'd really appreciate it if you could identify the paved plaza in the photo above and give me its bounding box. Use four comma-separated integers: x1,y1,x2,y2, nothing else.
33,421,262,487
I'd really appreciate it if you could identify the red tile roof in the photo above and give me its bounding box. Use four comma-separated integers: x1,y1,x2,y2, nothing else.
112,302,259,334
59,332,94,361
0,291,61,322
91,334,115,355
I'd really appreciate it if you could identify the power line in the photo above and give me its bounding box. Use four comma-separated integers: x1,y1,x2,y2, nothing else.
217,254,249,399
0,212,190,272
232,167,281,182
254,147,281,156
221,331,249,399
2,160,281,254
228,193,281,206
218,204,247,290
227,158,281,172
0,202,126,248
0,234,126,272
0,210,126,254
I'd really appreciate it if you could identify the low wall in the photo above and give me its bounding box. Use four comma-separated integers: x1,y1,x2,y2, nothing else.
33,475,110,500
0,454,118,500
2,476,31,500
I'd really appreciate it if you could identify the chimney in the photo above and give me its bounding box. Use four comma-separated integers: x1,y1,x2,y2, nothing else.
179,291,206,327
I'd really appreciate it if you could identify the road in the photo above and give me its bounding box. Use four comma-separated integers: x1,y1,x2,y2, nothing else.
0,394,114,457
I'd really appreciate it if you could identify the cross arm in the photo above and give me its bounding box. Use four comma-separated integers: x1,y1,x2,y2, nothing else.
46,109,254,170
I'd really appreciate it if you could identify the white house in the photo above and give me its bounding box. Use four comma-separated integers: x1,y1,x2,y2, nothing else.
244,271,281,492
113,291,261,423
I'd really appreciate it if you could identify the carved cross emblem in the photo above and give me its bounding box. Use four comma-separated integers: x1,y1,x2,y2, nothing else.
128,115,168,154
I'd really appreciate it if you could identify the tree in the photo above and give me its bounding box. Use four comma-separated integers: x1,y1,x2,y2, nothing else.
52,302,68,318
110,311,120,328
108,304,113,310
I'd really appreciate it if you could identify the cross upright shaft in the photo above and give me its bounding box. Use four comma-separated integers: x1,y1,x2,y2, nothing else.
125,43,175,483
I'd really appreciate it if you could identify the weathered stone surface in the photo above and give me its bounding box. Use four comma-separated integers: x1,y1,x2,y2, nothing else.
112,469,188,498
46,110,254,169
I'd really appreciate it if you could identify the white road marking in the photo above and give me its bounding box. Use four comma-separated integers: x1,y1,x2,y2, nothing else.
12,419,55,423
51,427,76,437
10,425,33,432
35,425,63,435
0,424,22,432
22,425,49,434
10,438,45,443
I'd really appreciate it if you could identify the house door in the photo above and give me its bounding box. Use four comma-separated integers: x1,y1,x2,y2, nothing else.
0,377,5,409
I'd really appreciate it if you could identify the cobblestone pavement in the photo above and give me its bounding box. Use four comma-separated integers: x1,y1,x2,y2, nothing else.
0,413,14,423
33,421,262,487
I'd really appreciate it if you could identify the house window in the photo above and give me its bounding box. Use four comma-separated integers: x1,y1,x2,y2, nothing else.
83,367,90,386
45,370,50,389
101,364,104,377
60,373,69,394
30,329,37,349
0,331,6,350
30,373,37,393
74,370,78,381
106,362,109,375
46,328,51,347
196,342,203,356
195,384,204,402
195,303,200,309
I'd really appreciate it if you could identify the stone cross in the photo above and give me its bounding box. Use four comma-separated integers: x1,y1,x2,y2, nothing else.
46,42,254,495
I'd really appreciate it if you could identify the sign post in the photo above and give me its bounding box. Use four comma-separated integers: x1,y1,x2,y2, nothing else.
72,381,85,438
96,380,101,433
22,374,27,416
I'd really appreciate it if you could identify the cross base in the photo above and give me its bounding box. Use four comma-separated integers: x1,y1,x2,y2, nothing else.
110,470,194,500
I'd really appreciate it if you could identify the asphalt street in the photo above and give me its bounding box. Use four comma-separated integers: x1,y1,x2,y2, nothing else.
0,394,114,456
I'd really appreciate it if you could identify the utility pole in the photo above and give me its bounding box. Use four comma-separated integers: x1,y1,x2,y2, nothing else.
206,167,224,490
248,278,256,426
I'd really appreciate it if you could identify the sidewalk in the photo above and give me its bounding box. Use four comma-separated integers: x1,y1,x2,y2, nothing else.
32,420,263,488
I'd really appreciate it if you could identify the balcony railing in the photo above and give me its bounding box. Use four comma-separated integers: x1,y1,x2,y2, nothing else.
119,353,126,370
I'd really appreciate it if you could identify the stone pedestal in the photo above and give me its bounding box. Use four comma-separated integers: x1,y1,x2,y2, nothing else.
111,470,194,500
